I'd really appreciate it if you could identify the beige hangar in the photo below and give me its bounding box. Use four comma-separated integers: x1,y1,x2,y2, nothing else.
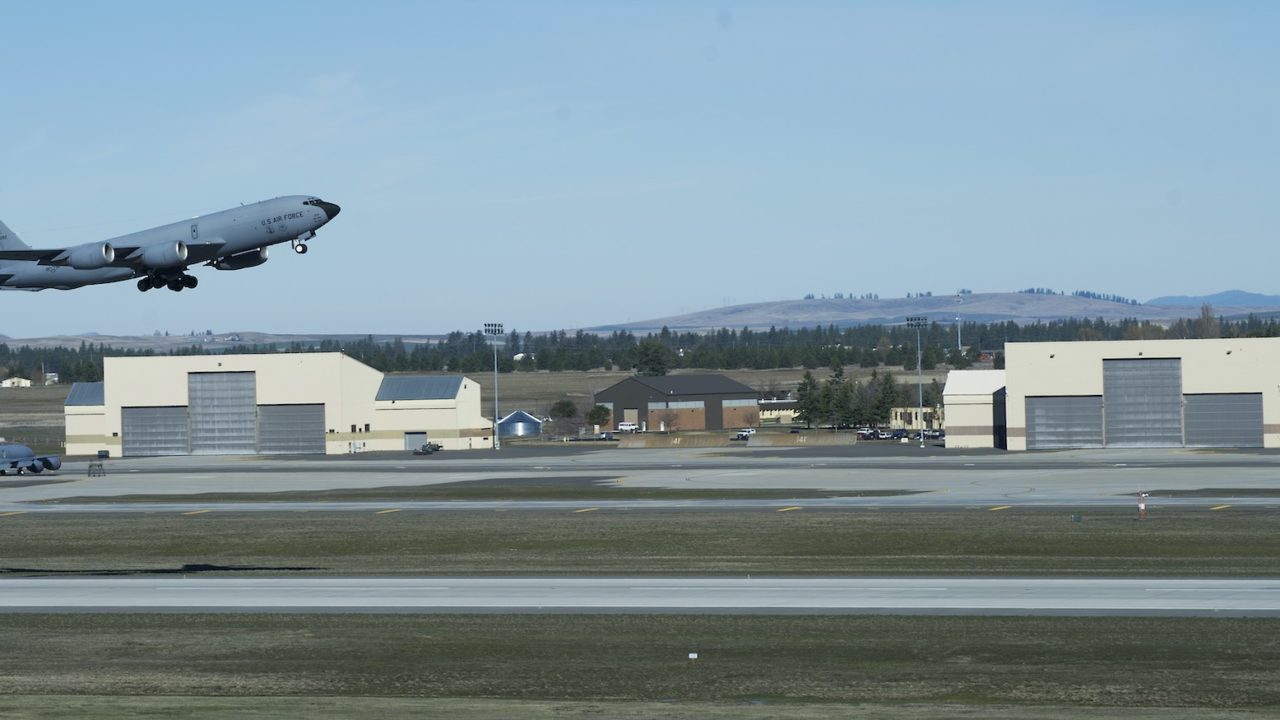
64,352,493,457
1004,338,1280,451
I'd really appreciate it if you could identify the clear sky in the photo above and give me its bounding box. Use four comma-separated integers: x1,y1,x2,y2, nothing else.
1,1,1276,338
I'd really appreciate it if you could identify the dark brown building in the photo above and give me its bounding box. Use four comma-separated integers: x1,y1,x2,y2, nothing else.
592,375,759,432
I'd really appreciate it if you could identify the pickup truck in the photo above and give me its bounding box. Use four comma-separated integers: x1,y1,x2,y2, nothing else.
412,442,444,455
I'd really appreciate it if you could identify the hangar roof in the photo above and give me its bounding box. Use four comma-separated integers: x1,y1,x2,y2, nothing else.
376,375,464,401
624,374,756,396
65,382,105,406
943,370,1006,396
499,410,542,426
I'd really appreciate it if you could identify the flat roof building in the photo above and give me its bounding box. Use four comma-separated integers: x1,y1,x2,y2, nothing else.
65,353,492,457
1005,338,1280,450
942,370,1006,449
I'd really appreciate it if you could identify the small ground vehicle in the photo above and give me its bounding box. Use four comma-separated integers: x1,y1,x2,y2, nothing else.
617,422,640,433
732,430,752,441
857,427,877,439
891,429,908,440
412,442,444,455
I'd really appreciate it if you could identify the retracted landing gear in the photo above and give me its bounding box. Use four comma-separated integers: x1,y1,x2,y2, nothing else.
137,272,199,292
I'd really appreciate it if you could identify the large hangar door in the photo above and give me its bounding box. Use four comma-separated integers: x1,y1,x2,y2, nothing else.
1185,394,1263,448
258,404,326,454
1103,359,1183,447
1025,396,1103,449
188,372,257,455
121,406,189,456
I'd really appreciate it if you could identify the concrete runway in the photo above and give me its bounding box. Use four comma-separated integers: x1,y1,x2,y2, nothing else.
2,445,1279,511
1,577,1276,617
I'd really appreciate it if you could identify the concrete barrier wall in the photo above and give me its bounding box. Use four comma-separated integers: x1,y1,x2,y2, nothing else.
618,432,859,448
749,433,858,447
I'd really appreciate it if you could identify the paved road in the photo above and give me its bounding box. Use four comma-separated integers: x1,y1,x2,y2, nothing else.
1,577,1276,617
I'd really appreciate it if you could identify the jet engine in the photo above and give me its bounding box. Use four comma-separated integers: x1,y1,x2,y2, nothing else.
25,463,42,474
41,457,61,471
65,241,115,270
141,241,188,268
213,248,269,271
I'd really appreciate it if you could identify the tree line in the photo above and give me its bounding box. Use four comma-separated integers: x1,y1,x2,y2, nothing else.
3,305,1268,383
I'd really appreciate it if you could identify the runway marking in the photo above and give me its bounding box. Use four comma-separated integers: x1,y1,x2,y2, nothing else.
395,466,406,470
182,509,211,516
375,509,402,515
777,506,802,512
1210,504,1232,511
0,511,24,517
574,507,599,513
988,505,1011,512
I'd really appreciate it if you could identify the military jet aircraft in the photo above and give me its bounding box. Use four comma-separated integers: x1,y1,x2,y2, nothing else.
0,195,340,292
0,442,61,475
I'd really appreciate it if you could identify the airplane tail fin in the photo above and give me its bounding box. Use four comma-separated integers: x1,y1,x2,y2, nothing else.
0,220,31,250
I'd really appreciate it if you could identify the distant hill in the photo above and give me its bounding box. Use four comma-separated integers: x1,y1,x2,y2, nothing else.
588,292,1277,333
1146,290,1280,308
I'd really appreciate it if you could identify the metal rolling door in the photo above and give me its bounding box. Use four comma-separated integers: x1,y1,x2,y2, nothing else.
258,404,326,454
188,372,257,455
403,432,427,451
1025,396,1104,449
121,406,189,457
1184,394,1262,448
1103,359,1183,447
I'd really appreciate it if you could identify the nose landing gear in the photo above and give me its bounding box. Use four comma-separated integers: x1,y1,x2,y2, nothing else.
292,230,315,254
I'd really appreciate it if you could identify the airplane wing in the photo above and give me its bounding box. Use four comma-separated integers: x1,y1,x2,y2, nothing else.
184,241,227,264
0,249,63,263
111,240,226,268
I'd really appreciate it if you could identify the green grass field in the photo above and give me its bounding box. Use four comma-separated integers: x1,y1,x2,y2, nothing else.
0,614,1275,714
3,509,1278,577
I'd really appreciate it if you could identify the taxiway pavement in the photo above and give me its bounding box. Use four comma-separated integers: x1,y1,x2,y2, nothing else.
0,576,1275,617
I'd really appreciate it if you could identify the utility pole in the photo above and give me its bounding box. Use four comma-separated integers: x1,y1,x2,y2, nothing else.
484,322,504,449
907,316,928,448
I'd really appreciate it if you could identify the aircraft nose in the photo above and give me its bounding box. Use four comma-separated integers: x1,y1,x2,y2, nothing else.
317,201,341,221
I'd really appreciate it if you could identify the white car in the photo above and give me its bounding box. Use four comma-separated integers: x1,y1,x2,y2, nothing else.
617,422,640,433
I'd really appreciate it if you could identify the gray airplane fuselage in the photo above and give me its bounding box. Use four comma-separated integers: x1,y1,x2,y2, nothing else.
0,195,339,291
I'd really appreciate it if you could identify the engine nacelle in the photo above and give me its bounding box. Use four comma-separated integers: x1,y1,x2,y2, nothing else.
65,242,115,270
25,463,42,474
213,248,269,271
41,457,61,471
141,241,188,269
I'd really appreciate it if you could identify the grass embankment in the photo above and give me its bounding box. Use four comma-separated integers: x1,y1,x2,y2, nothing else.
0,615,1276,711
2,509,1277,576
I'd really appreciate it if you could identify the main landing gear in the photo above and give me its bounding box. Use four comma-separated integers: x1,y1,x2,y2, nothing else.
137,273,198,292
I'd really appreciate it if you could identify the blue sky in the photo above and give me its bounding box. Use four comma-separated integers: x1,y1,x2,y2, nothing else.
1,1,1276,338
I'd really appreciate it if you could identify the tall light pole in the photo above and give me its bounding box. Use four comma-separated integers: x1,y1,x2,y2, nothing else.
484,322,504,450
907,316,928,448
